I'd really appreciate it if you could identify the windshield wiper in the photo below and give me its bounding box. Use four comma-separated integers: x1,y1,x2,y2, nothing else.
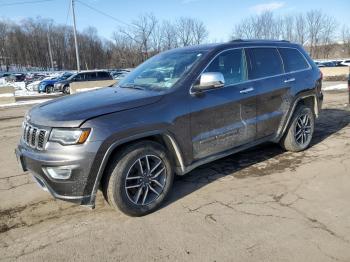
119,84,146,90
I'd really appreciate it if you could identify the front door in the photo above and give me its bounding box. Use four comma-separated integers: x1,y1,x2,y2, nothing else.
190,48,257,160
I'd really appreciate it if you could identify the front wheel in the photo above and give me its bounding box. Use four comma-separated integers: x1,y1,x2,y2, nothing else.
103,141,174,216
46,85,54,94
280,105,315,152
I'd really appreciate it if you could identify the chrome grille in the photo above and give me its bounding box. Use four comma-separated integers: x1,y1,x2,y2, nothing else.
22,122,49,150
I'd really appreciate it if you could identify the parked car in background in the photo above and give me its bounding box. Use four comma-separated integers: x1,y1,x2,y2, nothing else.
340,60,350,66
54,70,113,94
16,40,323,216
314,61,325,67
8,73,26,82
38,72,73,93
112,72,128,81
25,73,48,84
0,72,12,78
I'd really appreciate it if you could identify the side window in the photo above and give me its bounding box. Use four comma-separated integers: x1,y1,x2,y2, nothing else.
86,72,97,80
97,72,110,79
246,48,283,80
278,48,309,72
204,49,246,86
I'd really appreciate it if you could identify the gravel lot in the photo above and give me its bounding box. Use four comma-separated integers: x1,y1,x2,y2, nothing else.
0,87,349,262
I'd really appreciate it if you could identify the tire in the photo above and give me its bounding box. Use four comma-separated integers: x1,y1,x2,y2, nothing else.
103,141,174,216
46,85,53,94
63,85,70,94
280,105,315,152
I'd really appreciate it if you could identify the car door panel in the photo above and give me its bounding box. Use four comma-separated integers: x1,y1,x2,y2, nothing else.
254,77,290,138
245,47,286,139
190,48,257,160
190,84,257,159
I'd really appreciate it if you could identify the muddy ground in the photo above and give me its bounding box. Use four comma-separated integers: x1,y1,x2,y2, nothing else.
0,88,349,261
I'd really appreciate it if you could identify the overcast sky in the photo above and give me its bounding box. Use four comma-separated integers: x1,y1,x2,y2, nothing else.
1,0,349,41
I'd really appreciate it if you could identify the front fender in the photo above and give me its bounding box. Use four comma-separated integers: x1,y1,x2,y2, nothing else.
84,129,185,207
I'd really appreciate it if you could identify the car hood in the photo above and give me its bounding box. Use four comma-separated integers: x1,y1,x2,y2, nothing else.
29,87,163,127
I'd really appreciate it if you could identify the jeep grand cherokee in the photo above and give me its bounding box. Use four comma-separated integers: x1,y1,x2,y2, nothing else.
16,40,323,216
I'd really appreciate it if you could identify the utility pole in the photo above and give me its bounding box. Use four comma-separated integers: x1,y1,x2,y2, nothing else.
47,30,54,71
71,0,80,72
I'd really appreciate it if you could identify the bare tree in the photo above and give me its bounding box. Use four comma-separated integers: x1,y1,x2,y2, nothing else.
342,25,350,57
295,14,307,45
120,13,158,61
161,20,178,50
192,19,208,44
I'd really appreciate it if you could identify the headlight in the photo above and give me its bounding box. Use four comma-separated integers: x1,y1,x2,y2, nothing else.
49,128,91,145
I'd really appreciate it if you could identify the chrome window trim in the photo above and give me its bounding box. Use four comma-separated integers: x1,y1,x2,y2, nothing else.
277,46,312,74
189,46,312,95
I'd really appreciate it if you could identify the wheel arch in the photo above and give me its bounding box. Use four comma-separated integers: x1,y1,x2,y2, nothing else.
277,93,318,141
89,131,185,206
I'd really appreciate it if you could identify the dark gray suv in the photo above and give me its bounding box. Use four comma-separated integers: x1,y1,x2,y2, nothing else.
16,40,323,216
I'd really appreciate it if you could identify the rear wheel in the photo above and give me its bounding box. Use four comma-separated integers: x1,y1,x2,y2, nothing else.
280,105,315,152
63,85,70,94
103,141,174,216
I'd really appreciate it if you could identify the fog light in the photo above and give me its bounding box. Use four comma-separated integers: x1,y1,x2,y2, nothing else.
43,166,72,180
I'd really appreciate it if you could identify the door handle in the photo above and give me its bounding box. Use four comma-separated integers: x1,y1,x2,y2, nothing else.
239,87,254,94
284,78,296,83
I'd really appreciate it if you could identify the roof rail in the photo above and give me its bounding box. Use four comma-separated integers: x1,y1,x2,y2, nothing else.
229,39,290,43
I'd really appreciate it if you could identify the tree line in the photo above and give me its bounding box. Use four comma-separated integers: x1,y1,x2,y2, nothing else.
0,9,349,71
232,9,350,59
0,14,208,71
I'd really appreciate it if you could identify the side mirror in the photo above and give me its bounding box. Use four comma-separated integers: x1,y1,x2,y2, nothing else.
193,72,225,92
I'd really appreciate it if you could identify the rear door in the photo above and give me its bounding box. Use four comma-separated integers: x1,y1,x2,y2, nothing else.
245,47,287,139
190,48,257,160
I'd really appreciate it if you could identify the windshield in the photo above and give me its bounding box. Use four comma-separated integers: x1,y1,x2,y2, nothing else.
59,73,72,80
67,73,77,81
117,50,205,91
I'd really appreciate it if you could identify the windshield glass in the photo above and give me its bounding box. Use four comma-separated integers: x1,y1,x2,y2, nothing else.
67,73,77,81
117,50,205,90
59,73,72,80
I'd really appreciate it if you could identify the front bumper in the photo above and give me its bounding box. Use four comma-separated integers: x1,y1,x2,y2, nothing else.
15,138,102,206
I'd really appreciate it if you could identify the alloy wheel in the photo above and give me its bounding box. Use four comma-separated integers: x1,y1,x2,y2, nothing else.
125,155,166,206
295,114,312,145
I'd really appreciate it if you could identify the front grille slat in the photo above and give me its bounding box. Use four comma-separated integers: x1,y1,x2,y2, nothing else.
22,122,48,150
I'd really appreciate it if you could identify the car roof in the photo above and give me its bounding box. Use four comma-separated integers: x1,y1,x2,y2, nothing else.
166,39,300,54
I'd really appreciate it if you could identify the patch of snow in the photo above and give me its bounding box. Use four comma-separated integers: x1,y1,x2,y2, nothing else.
26,80,41,91
0,99,51,108
14,90,58,97
76,86,103,93
323,84,348,91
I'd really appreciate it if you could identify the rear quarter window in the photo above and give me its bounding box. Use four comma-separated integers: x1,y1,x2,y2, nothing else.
97,72,111,79
278,48,310,72
246,48,283,80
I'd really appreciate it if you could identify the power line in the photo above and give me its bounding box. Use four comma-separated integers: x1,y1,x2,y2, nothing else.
75,0,132,28
0,0,54,7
